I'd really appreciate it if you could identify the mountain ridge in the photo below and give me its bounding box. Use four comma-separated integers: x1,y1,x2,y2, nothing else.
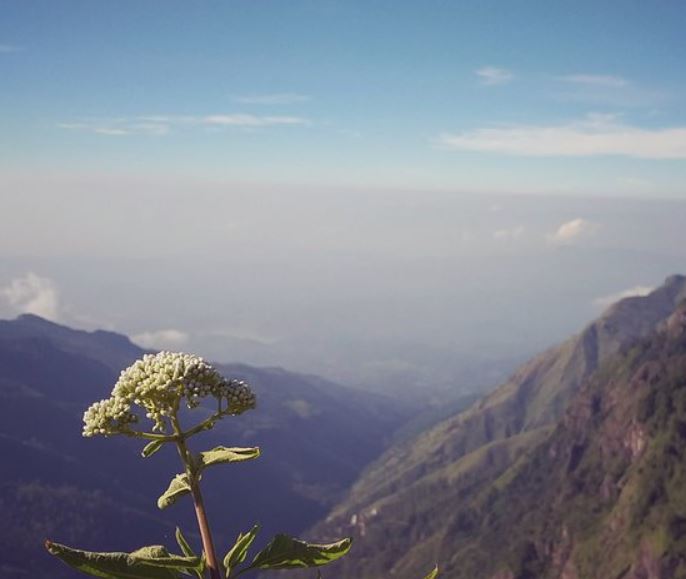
311,274,686,578
0,314,409,578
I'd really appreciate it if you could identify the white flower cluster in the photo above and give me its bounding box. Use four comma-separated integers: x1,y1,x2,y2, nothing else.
83,351,255,437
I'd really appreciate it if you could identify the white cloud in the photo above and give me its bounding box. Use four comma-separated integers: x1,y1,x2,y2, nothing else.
132,329,190,350
593,285,654,309
234,93,311,105
557,74,628,88
0,273,60,320
57,114,308,136
493,226,525,241
201,114,308,127
58,121,167,136
93,127,130,136
438,114,686,159
476,66,514,86
550,218,597,244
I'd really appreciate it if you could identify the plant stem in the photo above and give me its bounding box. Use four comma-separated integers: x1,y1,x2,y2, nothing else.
188,475,222,579
124,430,176,441
172,417,222,579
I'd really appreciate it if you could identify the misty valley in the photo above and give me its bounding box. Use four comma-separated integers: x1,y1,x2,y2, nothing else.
2,275,686,578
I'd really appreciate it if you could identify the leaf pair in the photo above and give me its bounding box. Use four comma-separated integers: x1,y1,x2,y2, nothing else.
157,447,261,511
46,531,352,579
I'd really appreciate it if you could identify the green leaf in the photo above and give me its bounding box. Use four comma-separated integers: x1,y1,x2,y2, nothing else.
45,540,202,579
241,534,351,572
157,473,192,510
223,525,259,577
175,528,205,579
424,565,439,578
198,446,260,470
129,545,171,559
141,439,165,458
175,528,195,558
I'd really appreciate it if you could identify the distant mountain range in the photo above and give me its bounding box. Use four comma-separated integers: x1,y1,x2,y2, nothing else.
312,274,686,578
5,275,686,579
0,314,409,578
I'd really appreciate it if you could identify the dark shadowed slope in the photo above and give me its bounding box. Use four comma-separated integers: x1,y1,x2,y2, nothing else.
0,315,409,578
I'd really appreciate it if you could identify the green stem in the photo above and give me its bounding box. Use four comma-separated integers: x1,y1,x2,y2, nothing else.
181,409,225,438
123,430,176,442
172,416,222,579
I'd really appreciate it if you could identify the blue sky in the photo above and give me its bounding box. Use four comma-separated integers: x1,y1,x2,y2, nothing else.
2,0,686,196
3,2,686,390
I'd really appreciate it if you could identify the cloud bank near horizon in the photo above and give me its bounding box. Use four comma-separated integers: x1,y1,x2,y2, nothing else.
438,114,686,159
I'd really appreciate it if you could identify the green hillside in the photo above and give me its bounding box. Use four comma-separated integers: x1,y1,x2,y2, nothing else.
311,275,686,578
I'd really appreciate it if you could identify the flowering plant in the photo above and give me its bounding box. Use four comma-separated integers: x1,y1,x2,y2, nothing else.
45,352,351,579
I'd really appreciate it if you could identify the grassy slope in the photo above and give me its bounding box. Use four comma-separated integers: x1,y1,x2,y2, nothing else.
310,276,686,579
435,305,686,578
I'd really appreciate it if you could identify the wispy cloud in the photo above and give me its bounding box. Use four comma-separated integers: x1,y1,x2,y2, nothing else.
593,285,654,309
132,329,190,349
201,114,307,127
557,74,628,88
438,114,686,159
0,44,22,54
57,121,169,136
476,66,514,86
0,273,60,321
234,93,311,105
552,74,666,108
550,218,598,244
58,114,309,136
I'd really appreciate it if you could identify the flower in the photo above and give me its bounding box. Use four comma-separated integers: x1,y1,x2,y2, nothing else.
83,351,255,437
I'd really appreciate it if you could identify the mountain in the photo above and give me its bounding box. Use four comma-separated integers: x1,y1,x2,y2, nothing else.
423,299,686,579
311,274,686,578
0,315,409,578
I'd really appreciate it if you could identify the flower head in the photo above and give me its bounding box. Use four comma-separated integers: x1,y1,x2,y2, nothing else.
83,352,255,437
